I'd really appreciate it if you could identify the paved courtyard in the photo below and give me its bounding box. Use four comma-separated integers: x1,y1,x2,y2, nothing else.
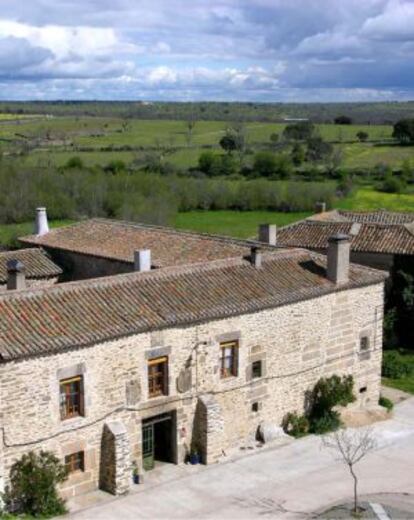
68,397,414,519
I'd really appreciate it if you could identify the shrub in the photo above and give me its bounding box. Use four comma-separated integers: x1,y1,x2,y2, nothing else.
309,411,341,434
378,173,404,194
382,351,414,379
64,156,84,169
3,450,68,517
282,412,309,438
379,395,394,412
308,375,355,434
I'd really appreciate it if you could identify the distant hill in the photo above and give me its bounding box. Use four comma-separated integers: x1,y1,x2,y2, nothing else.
0,100,413,124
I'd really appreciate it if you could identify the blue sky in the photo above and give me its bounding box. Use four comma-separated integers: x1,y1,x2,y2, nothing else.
0,0,413,101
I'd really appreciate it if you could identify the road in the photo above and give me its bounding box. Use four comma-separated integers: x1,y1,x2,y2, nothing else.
68,397,414,519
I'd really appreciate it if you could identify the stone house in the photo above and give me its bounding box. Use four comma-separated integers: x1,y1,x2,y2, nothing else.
20,216,275,281
274,208,414,273
0,247,62,292
0,223,387,499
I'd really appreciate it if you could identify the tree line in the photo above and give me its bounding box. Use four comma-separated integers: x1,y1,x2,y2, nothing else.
0,161,336,226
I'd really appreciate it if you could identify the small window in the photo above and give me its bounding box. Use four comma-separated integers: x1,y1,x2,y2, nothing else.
220,341,238,379
252,360,262,379
60,376,84,420
360,336,370,360
252,402,260,412
148,357,168,398
65,451,85,474
359,386,367,394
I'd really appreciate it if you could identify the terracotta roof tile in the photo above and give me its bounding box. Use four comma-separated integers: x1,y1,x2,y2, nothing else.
0,248,62,283
20,219,269,267
278,210,414,255
0,249,386,361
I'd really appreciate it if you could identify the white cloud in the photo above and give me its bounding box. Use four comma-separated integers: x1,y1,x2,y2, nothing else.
362,0,414,41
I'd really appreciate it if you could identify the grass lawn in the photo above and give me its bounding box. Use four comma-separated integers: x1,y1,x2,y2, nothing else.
175,210,310,238
382,351,414,395
0,220,73,248
382,376,414,394
339,187,414,212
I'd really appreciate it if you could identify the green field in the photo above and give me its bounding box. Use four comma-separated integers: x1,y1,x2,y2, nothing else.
0,115,407,171
338,187,414,211
175,210,310,238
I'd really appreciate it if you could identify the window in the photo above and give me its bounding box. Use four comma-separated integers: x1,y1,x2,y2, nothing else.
148,357,168,397
252,402,260,413
252,360,262,379
360,336,370,360
220,340,238,378
65,451,85,474
359,386,367,394
60,376,84,420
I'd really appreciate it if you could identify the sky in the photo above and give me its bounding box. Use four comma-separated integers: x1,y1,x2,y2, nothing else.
0,0,413,102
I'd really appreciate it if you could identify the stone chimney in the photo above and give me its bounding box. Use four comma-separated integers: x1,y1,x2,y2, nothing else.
258,224,277,246
315,202,326,214
327,234,350,284
35,207,49,236
250,246,262,269
7,259,26,291
134,250,151,272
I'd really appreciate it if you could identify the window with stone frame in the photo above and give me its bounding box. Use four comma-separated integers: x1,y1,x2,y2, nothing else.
252,360,263,379
359,336,370,360
148,356,168,397
220,340,239,378
65,451,85,474
59,376,84,420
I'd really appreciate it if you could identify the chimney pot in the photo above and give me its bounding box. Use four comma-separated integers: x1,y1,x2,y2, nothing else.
250,246,262,269
134,250,151,272
258,224,277,246
315,202,326,214
7,259,26,290
35,207,49,236
327,233,350,284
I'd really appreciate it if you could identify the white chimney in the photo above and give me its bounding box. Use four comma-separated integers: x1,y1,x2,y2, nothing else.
327,234,350,284
134,250,151,272
250,246,262,269
258,224,277,246
35,207,49,236
7,259,26,291
315,202,327,214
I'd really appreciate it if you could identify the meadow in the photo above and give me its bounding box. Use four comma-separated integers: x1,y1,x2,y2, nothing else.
0,116,403,172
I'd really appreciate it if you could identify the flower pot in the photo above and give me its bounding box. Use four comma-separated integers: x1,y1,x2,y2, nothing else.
190,453,200,465
133,474,140,484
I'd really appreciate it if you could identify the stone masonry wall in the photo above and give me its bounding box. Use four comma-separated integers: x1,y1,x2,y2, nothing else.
0,282,384,498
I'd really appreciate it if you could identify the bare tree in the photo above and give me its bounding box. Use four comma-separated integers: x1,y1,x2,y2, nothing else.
185,118,197,147
322,427,377,514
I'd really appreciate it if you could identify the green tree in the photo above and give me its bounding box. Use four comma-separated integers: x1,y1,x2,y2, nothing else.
3,451,68,517
356,131,369,142
198,151,216,174
401,159,413,184
392,119,414,144
306,137,333,162
283,121,315,141
253,151,277,177
270,132,279,149
334,115,352,125
219,134,237,154
291,143,305,166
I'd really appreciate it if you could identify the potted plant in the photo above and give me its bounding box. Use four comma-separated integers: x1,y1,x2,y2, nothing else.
132,460,140,484
189,447,200,465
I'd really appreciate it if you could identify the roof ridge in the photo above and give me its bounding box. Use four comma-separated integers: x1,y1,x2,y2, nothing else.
23,217,277,250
